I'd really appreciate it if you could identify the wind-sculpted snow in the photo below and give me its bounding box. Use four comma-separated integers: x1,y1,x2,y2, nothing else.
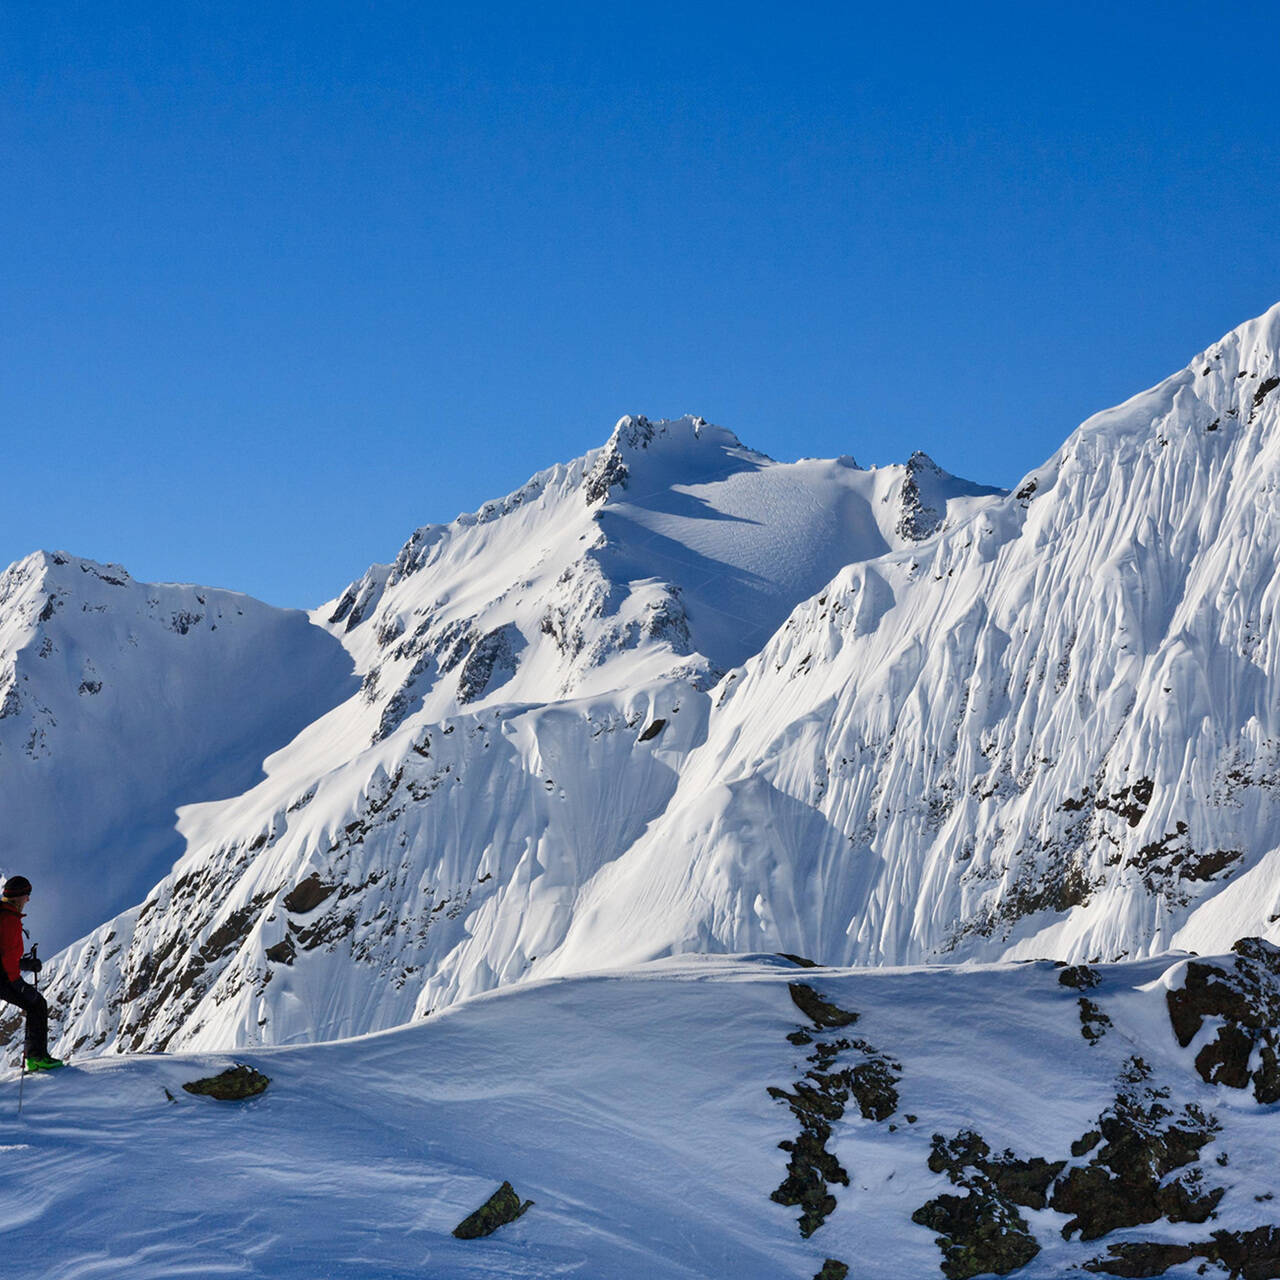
4,952,1280,1279
547,303,1280,974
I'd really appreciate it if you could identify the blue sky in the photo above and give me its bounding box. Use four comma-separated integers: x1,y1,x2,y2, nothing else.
3,2,1279,608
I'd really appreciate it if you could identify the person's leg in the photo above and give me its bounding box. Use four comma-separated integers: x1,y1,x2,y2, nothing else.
0,978,49,1060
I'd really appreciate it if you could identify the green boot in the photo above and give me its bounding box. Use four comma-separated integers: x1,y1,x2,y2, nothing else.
25,1055,66,1072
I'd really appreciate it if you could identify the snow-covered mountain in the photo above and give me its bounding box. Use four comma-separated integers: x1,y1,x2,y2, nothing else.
16,301,1280,1062
24,416,997,1055
546,305,1280,977
0,552,355,948
5,946,1280,1279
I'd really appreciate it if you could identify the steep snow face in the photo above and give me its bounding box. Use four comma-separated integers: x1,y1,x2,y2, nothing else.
0,552,356,949
41,418,1000,1054
547,304,1280,974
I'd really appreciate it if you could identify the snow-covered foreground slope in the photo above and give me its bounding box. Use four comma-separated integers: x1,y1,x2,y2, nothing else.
4,950,1280,1280
0,552,356,948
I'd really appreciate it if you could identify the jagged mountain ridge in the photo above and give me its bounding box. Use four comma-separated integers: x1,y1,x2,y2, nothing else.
12,420,998,1053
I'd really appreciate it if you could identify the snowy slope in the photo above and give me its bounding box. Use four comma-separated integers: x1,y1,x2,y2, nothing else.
4,949,1279,1280
546,303,1280,976
35,420,998,1055
0,552,356,948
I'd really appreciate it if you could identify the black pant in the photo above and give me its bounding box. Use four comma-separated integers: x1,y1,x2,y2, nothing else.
0,977,49,1059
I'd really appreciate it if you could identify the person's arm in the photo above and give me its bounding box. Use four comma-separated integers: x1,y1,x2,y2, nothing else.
0,915,22,982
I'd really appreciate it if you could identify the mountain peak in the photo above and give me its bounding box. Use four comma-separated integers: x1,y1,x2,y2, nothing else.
584,415,765,505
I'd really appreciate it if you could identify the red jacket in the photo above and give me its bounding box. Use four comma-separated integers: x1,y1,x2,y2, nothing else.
0,902,25,982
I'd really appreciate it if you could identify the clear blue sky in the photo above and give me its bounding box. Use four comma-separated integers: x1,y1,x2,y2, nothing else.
4,2,1279,608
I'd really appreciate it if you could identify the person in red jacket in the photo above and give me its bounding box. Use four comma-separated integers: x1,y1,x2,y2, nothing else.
0,876,64,1071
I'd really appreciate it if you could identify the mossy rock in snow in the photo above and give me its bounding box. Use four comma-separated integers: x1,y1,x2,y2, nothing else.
452,1181,534,1239
813,1260,850,1280
181,1065,270,1101
914,1131,1050,1277
850,1056,901,1122
788,982,859,1029
926,1130,1064,1212
1166,937,1280,1103
1058,964,1101,990
1083,1225,1280,1277
912,1188,1040,1279
1051,1058,1222,1241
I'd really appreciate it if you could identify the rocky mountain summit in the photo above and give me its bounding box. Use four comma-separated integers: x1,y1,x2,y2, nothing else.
8,304,1280,1062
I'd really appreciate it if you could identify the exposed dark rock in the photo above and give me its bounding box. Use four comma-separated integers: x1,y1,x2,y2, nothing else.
638,718,667,742
1084,1225,1280,1278
1072,1130,1102,1157
264,937,296,965
452,1180,534,1239
583,440,631,504
1050,1058,1222,1241
182,1065,270,1100
1253,375,1280,410
770,1115,846,1237
926,1131,1065,1212
915,1130,1069,1277
1097,777,1154,828
814,1261,850,1280
1059,964,1102,990
1130,823,1241,892
912,1192,1040,1279
850,1057,901,1122
779,953,820,968
770,998,898,1238
283,874,338,915
1083,1240,1198,1276
1166,938,1280,1104
807,1038,854,1072
457,623,525,704
1079,997,1113,1044
896,453,946,541
788,983,859,1029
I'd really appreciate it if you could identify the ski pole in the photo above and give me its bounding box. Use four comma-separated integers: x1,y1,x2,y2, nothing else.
16,943,36,1118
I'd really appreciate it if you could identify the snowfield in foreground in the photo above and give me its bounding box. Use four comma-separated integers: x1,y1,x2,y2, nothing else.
3,950,1278,1280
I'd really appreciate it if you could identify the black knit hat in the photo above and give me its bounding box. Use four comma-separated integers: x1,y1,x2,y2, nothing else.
3,876,32,899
